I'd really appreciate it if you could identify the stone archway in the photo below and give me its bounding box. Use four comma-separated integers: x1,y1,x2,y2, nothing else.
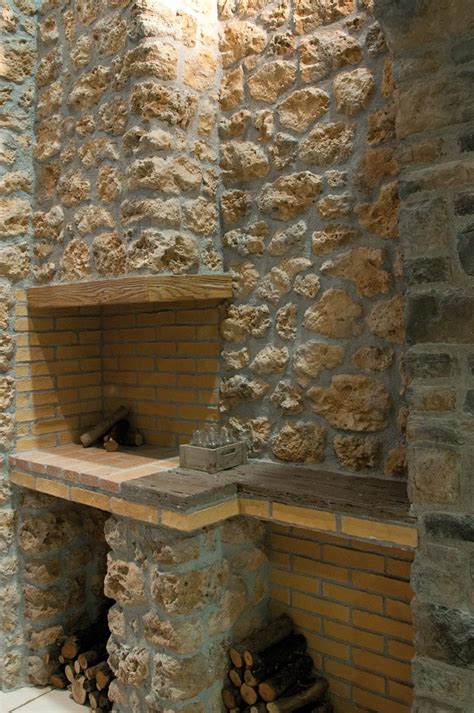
374,1,474,710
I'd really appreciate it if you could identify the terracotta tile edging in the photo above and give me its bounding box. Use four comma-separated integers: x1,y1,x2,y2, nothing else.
9,468,417,548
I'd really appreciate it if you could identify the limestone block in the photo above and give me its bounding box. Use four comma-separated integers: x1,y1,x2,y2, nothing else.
222,221,267,256
131,81,196,128
251,346,289,375
127,157,202,194
268,220,306,257
334,68,375,116
184,48,218,91
272,421,325,463
352,346,393,373
74,206,114,235
367,105,396,145
70,35,93,69
128,231,198,274
153,651,212,701
384,446,407,477
294,0,354,34
0,285,13,329
68,66,109,109
0,197,31,235
271,379,304,414
219,110,251,139
300,30,362,82
318,193,354,219
278,88,330,132
98,97,128,135
182,197,218,235
321,247,392,297
0,170,31,194
117,43,178,85
94,16,127,55
222,348,250,370
276,302,298,340
248,60,296,103
0,375,14,410
219,66,244,111
0,509,14,552
257,258,312,303
357,182,400,238
0,333,14,372
228,416,271,452
230,261,259,298
78,138,118,168
368,294,405,344
144,612,204,654
220,141,269,183
93,233,126,276
221,304,270,342
294,274,320,299
356,147,399,193
300,122,355,165
0,39,35,83
208,576,247,635
303,289,363,338
151,561,229,615
333,435,380,470
293,341,345,385
220,375,270,409
104,557,146,605
97,165,122,203
312,224,360,256
121,198,180,226
24,559,61,584
57,169,90,207
219,20,267,67
0,243,30,281
24,584,66,620
115,646,149,686
308,375,391,431
258,172,322,220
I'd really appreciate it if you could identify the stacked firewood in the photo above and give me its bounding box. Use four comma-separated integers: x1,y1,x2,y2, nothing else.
48,622,114,712
223,615,332,713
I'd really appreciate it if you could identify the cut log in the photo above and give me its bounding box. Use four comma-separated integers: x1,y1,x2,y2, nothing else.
64,664,76,683
244,668,258,687
85,662,110,680
80,406,129,447
96,668,113,691
104,436,119,452
222,685,242,710
240,683,258,705
71,679,89,705
249,705,267,713
247,633,307,680
228,644,246,669
266,678,329,712
78,649,105,671
242,614,295,667
50,672,68,689
229,667,243,687
258,655,313,702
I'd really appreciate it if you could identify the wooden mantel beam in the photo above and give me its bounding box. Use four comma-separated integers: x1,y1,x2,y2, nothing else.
26,274,233,309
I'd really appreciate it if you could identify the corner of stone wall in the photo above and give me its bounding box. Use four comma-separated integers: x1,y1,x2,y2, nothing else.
103,514,270,712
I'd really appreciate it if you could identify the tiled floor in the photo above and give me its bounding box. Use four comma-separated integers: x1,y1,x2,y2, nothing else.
0,687,81,712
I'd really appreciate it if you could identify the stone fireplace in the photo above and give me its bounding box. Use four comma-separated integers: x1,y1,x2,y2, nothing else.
1,0,473,711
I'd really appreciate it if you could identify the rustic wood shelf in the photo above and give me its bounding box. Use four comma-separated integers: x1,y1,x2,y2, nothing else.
27,274,233,309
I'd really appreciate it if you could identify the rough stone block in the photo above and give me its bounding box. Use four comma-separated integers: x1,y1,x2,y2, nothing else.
407,294,474,344
414,601,474,669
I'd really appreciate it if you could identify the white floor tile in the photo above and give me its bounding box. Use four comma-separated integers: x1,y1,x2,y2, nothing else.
9,690,81,713
0,687,50,712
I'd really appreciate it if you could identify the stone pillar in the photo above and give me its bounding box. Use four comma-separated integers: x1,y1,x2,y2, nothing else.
375,1,474,710
16,490,109,686
103,515,269,712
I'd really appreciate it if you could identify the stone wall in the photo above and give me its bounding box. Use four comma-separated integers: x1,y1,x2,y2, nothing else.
33,0,223,282
270,523,414,712
103,515,269,712
217,0,407,474
0,0,36,687
16,490,109,686
374,0,474,711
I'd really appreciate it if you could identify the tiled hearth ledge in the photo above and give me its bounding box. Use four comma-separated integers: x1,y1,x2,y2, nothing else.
9,445,416,550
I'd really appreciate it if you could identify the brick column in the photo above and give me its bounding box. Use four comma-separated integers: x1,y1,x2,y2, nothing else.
375,1,474,710
104,515,269,713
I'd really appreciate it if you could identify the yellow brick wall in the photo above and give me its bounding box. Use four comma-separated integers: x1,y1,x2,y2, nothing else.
101,300,220,448
270,524,414,713
15,292,220,451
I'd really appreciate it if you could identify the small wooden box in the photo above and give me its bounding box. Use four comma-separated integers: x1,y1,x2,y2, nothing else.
179,441,247,474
